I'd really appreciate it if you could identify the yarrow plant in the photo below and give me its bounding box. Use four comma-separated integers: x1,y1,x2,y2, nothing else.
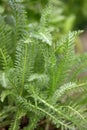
0,0,87,130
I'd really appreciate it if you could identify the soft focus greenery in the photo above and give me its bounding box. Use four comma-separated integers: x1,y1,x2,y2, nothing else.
0,0,87,31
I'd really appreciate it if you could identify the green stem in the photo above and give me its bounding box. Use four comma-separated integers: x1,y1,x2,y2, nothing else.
45,119,50,130
11,110,20,130
12,43,28,129
20,43,28,96
0,48,8,68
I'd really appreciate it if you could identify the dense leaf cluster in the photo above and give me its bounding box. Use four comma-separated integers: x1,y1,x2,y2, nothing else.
0,0,87,130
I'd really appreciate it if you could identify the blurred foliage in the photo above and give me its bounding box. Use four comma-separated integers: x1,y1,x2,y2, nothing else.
0,0,87,54
62,0,87,30
0,0,87,31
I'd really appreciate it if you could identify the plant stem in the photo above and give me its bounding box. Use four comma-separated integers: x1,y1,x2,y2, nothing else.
45,119,50,130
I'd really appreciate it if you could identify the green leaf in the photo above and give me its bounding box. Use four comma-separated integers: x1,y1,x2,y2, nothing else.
1,90,12,102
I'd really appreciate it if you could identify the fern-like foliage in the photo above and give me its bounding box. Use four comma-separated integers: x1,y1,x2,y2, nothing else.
9,0,27,39
0,0,87,130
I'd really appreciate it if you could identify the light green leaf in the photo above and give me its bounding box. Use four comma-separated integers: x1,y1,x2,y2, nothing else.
1,90,12,102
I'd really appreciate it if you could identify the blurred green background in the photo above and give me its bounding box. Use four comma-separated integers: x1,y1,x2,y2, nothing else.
0,0,87,31
0,0,87,53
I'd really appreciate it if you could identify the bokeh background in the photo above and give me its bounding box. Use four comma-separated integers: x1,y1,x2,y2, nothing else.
0,0,87,29
0,0,87,52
